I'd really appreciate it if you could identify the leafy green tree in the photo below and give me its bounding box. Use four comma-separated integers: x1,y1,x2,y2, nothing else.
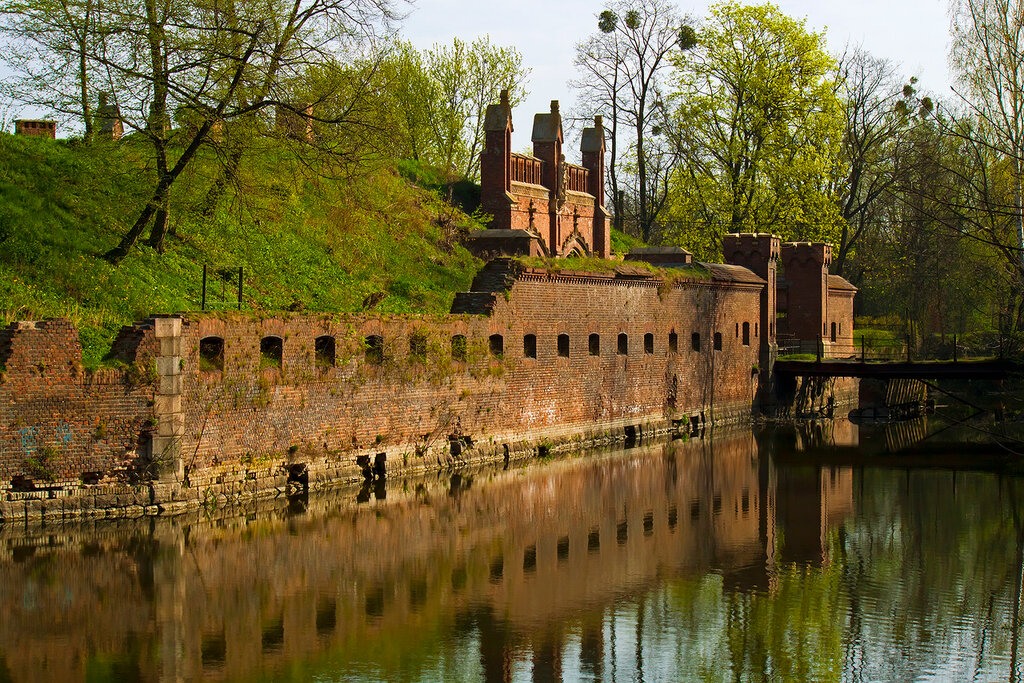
423,37,529,181
665,1,843,260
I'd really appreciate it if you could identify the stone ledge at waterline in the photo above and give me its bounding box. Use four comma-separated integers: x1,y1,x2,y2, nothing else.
0,257,856,519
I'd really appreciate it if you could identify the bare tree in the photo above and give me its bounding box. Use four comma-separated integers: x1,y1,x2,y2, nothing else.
571,0,687,242
0,0,103,140
950,0,1024,271
831,48,905,276
90,0,401,262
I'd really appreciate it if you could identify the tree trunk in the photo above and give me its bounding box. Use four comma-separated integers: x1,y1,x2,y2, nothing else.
201,147,244,218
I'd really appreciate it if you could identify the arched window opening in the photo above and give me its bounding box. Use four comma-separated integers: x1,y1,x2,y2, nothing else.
489,334,504,358
557,334,570,358
669,331,678,353
644,333,654,354
365,335,384,365
409,333,427,363
523,334,537,359
315,336,335,368
617,333,628,355
451,335,467,362
199,337,224,372
589,334,600,356
260,336,283,369
691,333,701,352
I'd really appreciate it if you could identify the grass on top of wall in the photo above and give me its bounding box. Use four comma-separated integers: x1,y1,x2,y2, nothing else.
0,133,483,367
514,255,712,283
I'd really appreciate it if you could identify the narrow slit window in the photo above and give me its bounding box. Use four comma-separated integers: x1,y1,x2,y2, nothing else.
315,336,335,368
668,331,678,353
557,334,570,358
589,333,600,356
199,337,224,372
691,333,701,352
742,322,750,346
260,336,283,369
713,332,722,351
644,333,654,354
523,334,537,359
617,333,628,355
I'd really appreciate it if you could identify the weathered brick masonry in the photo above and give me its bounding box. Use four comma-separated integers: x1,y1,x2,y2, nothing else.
0,320,155,486
0,260,773,514
0,236,855,517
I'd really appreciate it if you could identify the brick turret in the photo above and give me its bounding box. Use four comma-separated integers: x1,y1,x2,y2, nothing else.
581,116,610,259
780,242,831,349
480,89,515,230
471,93,608,260
723,233,780,355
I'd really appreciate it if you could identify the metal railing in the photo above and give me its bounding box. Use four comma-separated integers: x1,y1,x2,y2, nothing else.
200,264,244,311
776,333,993,363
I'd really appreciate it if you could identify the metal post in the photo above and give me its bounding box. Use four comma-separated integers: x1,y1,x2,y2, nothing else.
906,335,911,363
861,335,865,362
237,266,243,310
816,338,822,363
953,334,958,363
201,264,207,311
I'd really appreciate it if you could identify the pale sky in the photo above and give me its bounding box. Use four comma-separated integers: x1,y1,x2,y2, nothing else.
402,0,955,149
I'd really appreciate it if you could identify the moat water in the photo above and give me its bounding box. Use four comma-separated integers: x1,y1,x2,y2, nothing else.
3,416,1024,682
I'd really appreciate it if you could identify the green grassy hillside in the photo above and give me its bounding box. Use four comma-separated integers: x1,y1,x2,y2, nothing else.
0,134,484,366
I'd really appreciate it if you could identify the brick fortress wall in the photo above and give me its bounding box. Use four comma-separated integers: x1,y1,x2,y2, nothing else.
0,263,763,502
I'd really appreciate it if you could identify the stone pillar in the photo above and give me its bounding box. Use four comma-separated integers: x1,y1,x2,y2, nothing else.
152,316,184,481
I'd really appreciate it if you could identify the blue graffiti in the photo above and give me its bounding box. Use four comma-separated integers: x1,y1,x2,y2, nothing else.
55,421,73,445
17,427,38,456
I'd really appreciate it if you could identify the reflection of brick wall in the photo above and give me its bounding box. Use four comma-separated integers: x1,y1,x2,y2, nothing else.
0,431,854,681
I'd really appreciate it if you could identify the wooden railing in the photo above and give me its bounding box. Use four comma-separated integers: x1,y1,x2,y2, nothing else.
511,153,544,185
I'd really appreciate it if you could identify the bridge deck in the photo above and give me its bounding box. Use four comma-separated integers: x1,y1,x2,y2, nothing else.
774,358,1023,380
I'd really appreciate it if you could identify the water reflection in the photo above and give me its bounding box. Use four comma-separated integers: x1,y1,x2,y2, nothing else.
1,422,1024,681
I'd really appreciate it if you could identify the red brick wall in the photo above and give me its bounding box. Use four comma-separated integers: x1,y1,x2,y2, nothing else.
0,268,765,486
780,242,831,345
175,268,761,470
0,320,155,486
